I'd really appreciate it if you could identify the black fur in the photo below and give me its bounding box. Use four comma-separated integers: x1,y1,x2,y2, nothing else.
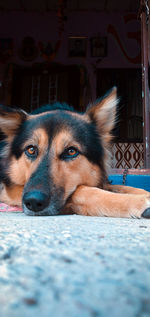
0,102,105,191
10,110,104,168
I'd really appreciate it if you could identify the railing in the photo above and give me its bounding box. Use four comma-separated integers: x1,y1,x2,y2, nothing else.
111,143,144,169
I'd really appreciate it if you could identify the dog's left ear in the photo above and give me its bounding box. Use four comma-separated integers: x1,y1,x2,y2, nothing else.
0,105,27,137
86,87,119,142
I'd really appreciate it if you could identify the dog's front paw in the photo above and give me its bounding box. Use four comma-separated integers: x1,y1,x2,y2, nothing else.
133,194,150,218
142,208,150,218
138,193,150,218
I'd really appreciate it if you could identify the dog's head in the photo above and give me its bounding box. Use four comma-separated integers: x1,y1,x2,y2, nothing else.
0,87,118,215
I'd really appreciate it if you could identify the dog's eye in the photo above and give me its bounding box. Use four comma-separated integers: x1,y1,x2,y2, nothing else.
25,145,38,159
60,147,79,160
67,148,77,156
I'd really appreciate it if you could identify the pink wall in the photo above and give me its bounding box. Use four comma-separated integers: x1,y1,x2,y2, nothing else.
0,11,141,100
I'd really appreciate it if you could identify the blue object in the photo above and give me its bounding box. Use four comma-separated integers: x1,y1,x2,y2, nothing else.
109,174,150,192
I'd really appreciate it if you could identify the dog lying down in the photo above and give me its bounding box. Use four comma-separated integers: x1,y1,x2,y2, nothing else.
0,87,150,218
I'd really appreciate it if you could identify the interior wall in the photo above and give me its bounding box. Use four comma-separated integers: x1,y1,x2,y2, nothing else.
0,10,141,104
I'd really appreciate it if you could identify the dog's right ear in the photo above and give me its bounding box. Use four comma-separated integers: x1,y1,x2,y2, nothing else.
86,87,119,144
0,105,27,137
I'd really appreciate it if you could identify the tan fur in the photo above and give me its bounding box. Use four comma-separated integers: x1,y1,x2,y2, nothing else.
9,128,48,186
51,130,83,156
0,88,150,218
0,112,25,136
87,88,117,137
0,183,23,206
86,88,118,174
51,130,102,200
66,185,150,218
105,184,150,196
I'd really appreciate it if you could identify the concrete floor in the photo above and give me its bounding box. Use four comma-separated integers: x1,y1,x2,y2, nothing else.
0,212,150,317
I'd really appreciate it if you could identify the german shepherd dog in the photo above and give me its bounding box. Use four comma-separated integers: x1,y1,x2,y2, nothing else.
0,87,150,218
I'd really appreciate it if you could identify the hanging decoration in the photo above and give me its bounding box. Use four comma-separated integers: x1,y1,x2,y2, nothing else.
39,0,67,62
39,40,60,62
107,14,141,64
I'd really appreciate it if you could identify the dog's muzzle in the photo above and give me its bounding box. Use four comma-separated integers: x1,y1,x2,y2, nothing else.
22,190,62,216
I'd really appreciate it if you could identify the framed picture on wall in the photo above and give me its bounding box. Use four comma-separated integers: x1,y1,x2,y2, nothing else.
90,36,107,57
69,37,87,57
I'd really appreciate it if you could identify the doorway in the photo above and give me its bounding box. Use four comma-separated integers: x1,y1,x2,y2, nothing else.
11,64,81,112
97,68,143,142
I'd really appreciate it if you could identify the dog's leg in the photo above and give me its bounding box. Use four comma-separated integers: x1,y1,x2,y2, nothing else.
0,183,23,206
105,184,150,196
66,185,150,218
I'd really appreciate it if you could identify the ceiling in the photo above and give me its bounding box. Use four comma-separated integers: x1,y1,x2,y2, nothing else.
0,0,140,12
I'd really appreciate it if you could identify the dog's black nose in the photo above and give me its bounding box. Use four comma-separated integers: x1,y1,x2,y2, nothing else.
23,191,49,212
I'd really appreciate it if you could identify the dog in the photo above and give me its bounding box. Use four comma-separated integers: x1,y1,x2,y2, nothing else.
0,87,150,218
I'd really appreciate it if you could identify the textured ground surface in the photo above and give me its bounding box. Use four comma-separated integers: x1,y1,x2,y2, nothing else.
0,212,150,317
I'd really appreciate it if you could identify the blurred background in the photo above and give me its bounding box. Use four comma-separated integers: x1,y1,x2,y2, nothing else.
0,0,149,168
